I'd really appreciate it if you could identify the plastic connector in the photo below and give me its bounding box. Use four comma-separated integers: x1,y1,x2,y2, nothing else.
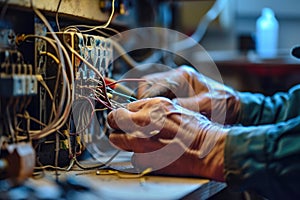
0,74,37,96
26,75,37,95
14,75,26,96
0,75,25,96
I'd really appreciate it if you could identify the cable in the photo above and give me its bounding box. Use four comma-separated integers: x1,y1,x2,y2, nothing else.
36,51,61,120
34,165,69,171
37,75,57,116
106,88,136,102
110,0,228,70
73,149,121,170
39,51,60,64
17,35,61,118
24,1,123,172
70,96,100,135
34,150,121,171
55,0,63,32
111,39,139,68
55,132,60,180
63,0,116,33
6,106,15,142
105,78,146,87
172,0,228,52
16,112,66,138
0,0,9,20
61,33,112,109
19,19,73,139
18,34,73,139
29,1,74,139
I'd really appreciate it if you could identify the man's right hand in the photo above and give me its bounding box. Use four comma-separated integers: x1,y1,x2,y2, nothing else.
107,97,228,181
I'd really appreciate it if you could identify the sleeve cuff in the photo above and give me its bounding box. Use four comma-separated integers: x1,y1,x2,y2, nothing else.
236,92,266,126
224,125,270,190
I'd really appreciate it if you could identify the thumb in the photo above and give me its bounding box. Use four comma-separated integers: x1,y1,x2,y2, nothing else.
173,97,195,110
172,96,213,121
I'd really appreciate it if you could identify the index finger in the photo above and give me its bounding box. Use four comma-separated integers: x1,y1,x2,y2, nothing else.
107,108,133,130
107,106,152,132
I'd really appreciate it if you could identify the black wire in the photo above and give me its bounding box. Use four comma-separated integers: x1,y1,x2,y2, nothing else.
55,0,62,32
73,150,121,170
0,0,9,20
74,158,105,170
55,133,60,181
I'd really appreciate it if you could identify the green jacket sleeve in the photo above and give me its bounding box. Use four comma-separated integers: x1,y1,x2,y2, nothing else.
224,116,300,199
237,84,300,126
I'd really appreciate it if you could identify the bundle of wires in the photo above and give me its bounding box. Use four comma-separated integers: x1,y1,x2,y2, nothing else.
11,0,149,173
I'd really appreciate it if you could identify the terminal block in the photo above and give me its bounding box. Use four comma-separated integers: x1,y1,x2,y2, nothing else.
35,31,114,166
0,73,37,96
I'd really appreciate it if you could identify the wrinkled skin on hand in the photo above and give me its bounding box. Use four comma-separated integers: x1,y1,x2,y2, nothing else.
107,97,228,181
137,65,240,124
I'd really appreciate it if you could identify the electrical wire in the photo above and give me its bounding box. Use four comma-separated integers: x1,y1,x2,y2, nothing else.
38,76,57,116
34,149,121,171
55,131,60,180
172,0,228,52
24,0,131,174
31,1,74,113
71,146,121,171
61,32,112,109
70,96,101,135
27,1,75,140
6,106,16,142
111,39,139,68
36,51,60,118
17,35,60,120
18,34,73,139
63,0,116,33
39,51,60,64
16,112,66,138
110,0,228,69
105,78,146,87
34,165,69,171
55,0,63,32
106,88,136,102
0,0,9,20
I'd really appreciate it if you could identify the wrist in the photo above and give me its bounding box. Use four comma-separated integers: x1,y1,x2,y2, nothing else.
195,126,228,181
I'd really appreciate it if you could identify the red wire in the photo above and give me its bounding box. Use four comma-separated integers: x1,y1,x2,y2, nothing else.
105,78,147,88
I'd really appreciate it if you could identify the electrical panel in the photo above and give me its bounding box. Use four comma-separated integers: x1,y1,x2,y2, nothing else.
34,30,114,166
0,3,117,183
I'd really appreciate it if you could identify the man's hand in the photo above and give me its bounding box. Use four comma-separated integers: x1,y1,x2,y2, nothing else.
137,65,205,99
107,97,228,181
137,65,241,124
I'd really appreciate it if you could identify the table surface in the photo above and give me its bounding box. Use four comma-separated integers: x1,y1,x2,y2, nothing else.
3,159,226,200
2,145,227,200
25,170,226,200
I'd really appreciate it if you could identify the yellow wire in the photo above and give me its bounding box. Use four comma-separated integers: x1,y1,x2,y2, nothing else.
66,0,116,33
102,0,115,29
96,168,152,179
82,0,115,32
39,51,60,64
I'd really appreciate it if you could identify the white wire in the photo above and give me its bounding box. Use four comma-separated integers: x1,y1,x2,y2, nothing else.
64,0,116,33
32,36,74,139
29,4,74,139
23,35,59,117
172,0,228,52
111,39,139,67
61,31,113,109
111,0,228,69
